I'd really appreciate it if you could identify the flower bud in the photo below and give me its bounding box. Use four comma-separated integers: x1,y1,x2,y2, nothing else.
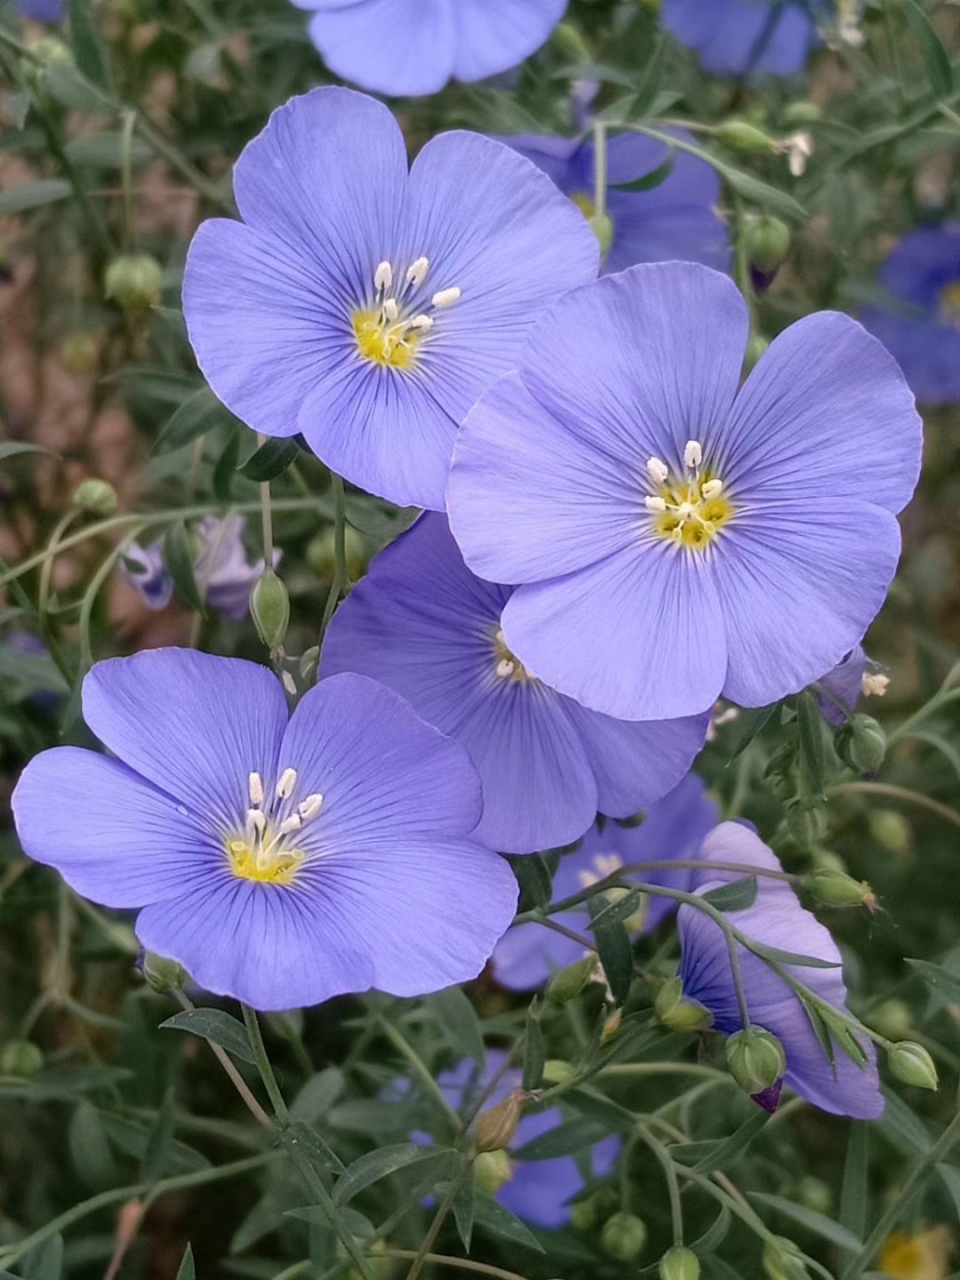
30,34,73,66
726,1028,786,1098
783,101,821,125
795,1176,832,1216
250,569,290,651
836,714,885,775
868,809,910,857
655,976,713,1031
588,212,614,257
803,868,872,908
763,1236,810,1280
551,20,592,62
887,1041,939,1092
59,330,102,376
601,1212,648,1262
743,333,770,374
137,950,186,994
0,1039,43,1079
715,120,776,152
473,1089,524,1153
569,1196,598,1232
746,215,791,292
104,253,163,312
659,1246,700,1280
545,956,596,1005
542,1059,577,1085
473,1149,513,1196
72,478,118,518
600,1006,623,1044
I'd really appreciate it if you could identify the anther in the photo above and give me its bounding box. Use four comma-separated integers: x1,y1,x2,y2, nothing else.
431,287,461,309
684,440,703,470
382,298,399,323
862,673,890,698
409,314,433,331
406,257,429,287
277,767,298,800
645,496,667,513
248,771,264,807
374,261,393,293
647,456,669,484
278,814,303,835
298,793,324,821
496,659,515,679
701,478,724,500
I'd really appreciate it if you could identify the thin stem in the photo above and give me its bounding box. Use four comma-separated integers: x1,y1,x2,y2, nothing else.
887,686,960,745
133,113,232,211
377,1015,462,1135
592,120,607,221
404,1161,472,1280
829,781,960,832
319,474,348,640
37,510,78,615
120,108,136,248
634,1121,684,1246
241,1003,289,1123
174,992,273,1128
382,1252,527,1280
32,105,114,257
257,434,276,567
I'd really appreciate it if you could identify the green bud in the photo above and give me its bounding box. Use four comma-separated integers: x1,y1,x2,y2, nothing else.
783,101,821,125
569,1196,598,1232
59,330,102,377
588,212,614,257
887,1041,939,1092
72,478,118,518
138,950,186,994
474,1089,524,1153
655,976,713,1031
868,998,913,1042
867,809,910,856
786,801,827,850
551,20,592,63
745,215,791,274
726,1028,786,1096
600,1212,648,1262
659,1246,700,1280
795,1176,832,1216
803,868,872,908
104,253,163,312
306,525,368,581
715,120,776,153
250,569,290,651
473,1149,513,1196
542,1059,578,1085
763,1236,810,1280
743,333,770,374
0,1039,43,1079
30,35,74,66
836,714,885,775
545,956,597,1005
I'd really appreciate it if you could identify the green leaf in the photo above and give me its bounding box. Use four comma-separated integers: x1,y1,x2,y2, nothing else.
68,0,111,86
937,1163,960,1219
333,1144,448,1207
749,941,841,970
473,1192,545,1254
22,1236,63,1280
564,1086,637,1135
290,1067,345,1124
143,1085,178,1181
510,852,555,911
702,876,757,913
176,1245,196,1280
212,428,244,504
452,1174,476,1252
718,162,807,221
610,153,675,193
879,1088,933,1154
29,1065,133,1100
238,436,300,481
0,442,60,463
907,957,960,1004
99,1113,210,1175
748,1192,863,1252
839,1123,870,1264
65,131,152,167
701,1257,750,1280
904,728,960,784
283,1120,345,1176
162,521,204,613
728,703,777,759
231,1196,280,1254
797,690,826,809
680,1108,768,1173
0,179,72,216
160,1008,256,1064
68,1101,118,1190
6,91,30,129
690,1206,732,1257
589,893,634,1005
902,0,953,99
153,386,231,455
42,60,111,111
522,1001,545,1092
513,1116,609,1161
429,987,485,1066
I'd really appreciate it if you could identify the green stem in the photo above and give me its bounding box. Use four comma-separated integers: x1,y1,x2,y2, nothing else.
377,1015,463,1136
319,473,348,640
120,108,136,248
887,686,960,745
256,434,276,568
175,992,273,1128
404,1160,472,1280
241,1003,289,1123
592,120,607,221
829,780,960,833
634,1120,684,1247
33,103,114,257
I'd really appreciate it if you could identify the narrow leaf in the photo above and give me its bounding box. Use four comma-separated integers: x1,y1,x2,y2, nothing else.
142,1085,178,1181
797,690,826,809
176,1245,196,1280
0,442,60,462
839,1122,870,1263
907,957,960,1004
0,180,72,216
291,1067,345,1124
333,1144,446,1207
473,1192,545,1253
748,1192,863,1252
610,153,675,193
153,386,228,455
22,1236,63,1280
589,895,634,1005
510,852,555,911
65,131,152,168
430,987,485,1066
750,941,841,970
68,0,111,87
902,0,953,98
238,436,300,481
688,1108,769,1173
522,1001,545,1092
160,1008,256,1064
452,1174,476,1252
729,703,776,759
162,522,204,613
513,1116,609,1162
212,428,243,504
702,876,757,913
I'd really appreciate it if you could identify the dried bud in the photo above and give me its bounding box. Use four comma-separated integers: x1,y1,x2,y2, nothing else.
726,1028,786,1099
803,868,872,908
473,1149,513,1196
659,1246,701,1280
72,478,118,518
473,1089,524,1153
836,714,886,776
588,212,614,257
655,976,713,1031
601,1212,648,1262
104,253,163,312
715,120,776,153
250,569,290,651
763,1236,810,1280
545,956,597,1005
137,950,186,994
887,1041,939,1092
0,1039,43,1079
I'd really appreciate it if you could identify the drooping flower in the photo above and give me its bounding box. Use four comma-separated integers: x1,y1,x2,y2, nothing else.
492,773,718,990
122,516,275,620
501,129,729,276
290,0,567,98
11,648,517,1010
860,224,960,405
321,513,707,854
428,1051,620,1228
447,262,922,722
661,0,822,77
677,821,883,1119
183,88,597,512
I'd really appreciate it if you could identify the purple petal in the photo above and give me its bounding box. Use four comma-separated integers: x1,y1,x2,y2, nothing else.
492,920,585,991
662,0,819,77
451,0,567,84
302,0,457,97
818,646,866,727
860,311,960,406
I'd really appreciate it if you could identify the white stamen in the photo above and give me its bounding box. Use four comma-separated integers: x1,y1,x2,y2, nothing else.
279,814,303,835
409,314,434,331
248,771,264,807
277,767,298,800
247,808,266,834
684,440,703,470
645,495,667,513
281,671,297,697
676,502,694,519
406,256,429,287
374,261,393,293
298,793,325,821
495,629,506,646
431,287,461,309
701,478,724,500
646,456,669,484
496,659,515,679
382,298,399,323
862,673,890,698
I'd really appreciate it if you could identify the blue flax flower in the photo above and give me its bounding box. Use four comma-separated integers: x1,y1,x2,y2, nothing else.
12,649,517,1010
678,822,883,1118
291,0,567,98
493,773,718,990
860,223,960,404
19,0,64,20
662,0,822,77
183,88,597,511
501,130,729,276
321,513,707,854
448,262,922,722
431,1051,619,1228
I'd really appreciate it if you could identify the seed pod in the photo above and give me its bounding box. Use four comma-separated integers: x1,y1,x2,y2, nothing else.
0,1039,44,1079
473,1149,513,1196
473,1089,524,1153
250,569,290,651
72,478,118,518
726,1027,786,1097
715,120,776,152
763,1236,810,1280
659,1246,701,1280
803,868,872,908
546,956,597,1005
104,254,163,312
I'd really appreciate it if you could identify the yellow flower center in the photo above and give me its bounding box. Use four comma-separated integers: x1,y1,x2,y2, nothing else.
570,191,596,219
492,628,533,683
227,836,304,885
645,440,734,551
352,256,462,372
225,768,324,888
352,308,422,370
938,281,960,327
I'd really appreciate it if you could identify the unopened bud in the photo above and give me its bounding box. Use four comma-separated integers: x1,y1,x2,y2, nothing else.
887,1041,939,1092
542,1059,577,1084
746,215,791,291
763,1236,810,1280
795,1176,832,1216
803,868,872,908
588,212,614,257
655,976,713,1031
306,525,368,581
570,1196,599,1232
250,569,290,651
727,1027,786,1099
104,253,163,312
551,20,592,62
72,478,117,517
783,101,821,125
546,956,596,1005
30,34,73,65
59,330,102,376
868,809,910,857
837,714,885,775
715,120,776,152
659,1246,700,1280
743,333,770,374
473,1089,524,1153
0,1039,43,1079
137,950,186,994
601,1212,648,1262
473,1149,513,1196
